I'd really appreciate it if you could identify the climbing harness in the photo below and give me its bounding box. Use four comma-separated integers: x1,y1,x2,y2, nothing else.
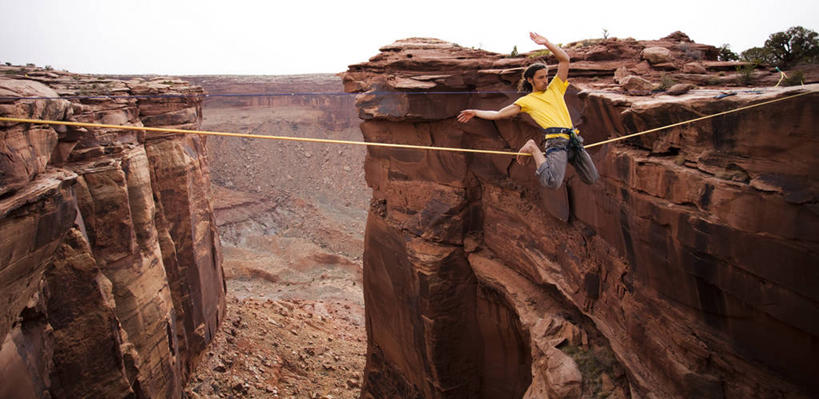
543,127,575,141
0,90,812,156
542,127,585,159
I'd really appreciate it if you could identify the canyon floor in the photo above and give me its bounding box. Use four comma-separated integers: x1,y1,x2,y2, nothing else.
184,83,369,399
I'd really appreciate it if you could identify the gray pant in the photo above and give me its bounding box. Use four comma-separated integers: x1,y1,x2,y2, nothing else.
535,137,599,189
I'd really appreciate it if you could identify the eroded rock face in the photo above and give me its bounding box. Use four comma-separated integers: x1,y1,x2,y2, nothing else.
181,74,357,130
0,66,225,398
343,37,818,398
0,80,70,196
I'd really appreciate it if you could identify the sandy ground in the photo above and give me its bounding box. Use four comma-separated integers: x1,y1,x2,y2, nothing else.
184,99,370,399
185,296,365,399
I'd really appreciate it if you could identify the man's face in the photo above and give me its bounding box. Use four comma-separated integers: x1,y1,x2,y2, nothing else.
528,69,549,91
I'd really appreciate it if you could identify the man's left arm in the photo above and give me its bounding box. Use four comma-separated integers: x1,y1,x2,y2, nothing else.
529,32,570,82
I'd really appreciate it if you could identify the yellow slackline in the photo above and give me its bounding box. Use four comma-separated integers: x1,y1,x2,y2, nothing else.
584,90,812,149
0,116,527,156
0,90,811,156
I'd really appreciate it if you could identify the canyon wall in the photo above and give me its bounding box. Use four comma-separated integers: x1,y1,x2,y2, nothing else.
343,36,818,398
178,74,363,206
0,66,225,398
178,73,369,398
182,74,357,131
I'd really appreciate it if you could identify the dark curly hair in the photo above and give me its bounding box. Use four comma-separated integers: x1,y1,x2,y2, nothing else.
517,63,548,92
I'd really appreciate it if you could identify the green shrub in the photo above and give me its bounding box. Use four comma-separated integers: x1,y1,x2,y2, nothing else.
736,63,757,85
560,344,620,397
659,74,676,90
678,42,702,60
740,47,771,64
528,49,552,58
765,26,819,67
718,44,739,61
741,26,819,67
782,70,805,86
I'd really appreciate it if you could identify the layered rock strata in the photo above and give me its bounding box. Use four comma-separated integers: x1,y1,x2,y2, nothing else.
0,66,225,398
343,36,818,398
174,74,357,130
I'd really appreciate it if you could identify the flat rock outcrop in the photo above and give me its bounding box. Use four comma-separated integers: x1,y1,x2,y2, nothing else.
343,36,818,398
181,74,357,130
0,66,225,398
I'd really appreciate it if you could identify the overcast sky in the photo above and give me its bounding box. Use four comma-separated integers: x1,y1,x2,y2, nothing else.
1,0,817,75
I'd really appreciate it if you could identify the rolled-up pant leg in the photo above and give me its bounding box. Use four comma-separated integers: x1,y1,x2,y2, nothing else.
569,145,599,184
535,138,568,189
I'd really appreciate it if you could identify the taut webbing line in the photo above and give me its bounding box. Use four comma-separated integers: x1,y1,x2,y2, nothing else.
0,116,526,156
0,90,811,156
0,90,524,101
584,90,812,148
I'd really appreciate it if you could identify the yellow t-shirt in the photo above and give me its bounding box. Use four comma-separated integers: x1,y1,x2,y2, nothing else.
513,76,572,129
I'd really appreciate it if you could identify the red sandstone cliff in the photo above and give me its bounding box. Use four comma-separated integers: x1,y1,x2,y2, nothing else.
342,35,818,398
0,66,225,398
182,74,357,131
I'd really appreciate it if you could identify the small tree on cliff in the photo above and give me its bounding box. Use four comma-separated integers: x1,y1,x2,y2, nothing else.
718,44,739,61
765,26,819,66
741,26,819,67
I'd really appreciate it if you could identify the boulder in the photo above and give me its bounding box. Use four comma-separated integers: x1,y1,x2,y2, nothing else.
667,83,694,95
614,66,630,84
683,62,708,74
545,350,582,398
663,31,693,42
641,46,673,64
620,75,655,95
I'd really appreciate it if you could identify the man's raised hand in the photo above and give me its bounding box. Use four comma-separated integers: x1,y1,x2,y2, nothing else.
530,32,549,46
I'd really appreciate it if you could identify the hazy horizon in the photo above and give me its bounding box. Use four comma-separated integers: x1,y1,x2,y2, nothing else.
2,0,817,75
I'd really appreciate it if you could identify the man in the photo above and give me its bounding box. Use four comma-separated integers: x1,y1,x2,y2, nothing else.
457,32,598,188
